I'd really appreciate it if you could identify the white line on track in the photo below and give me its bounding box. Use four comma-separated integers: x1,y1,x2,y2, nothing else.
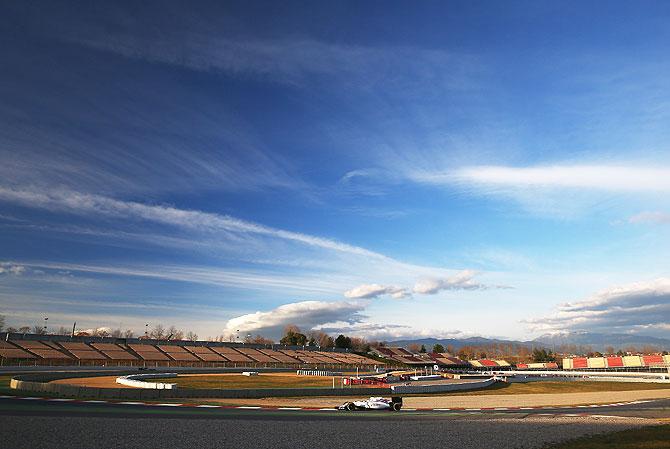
519,407,533,410
83,400,107,403
494,408,509,410
19,397,41,400
236,406,262,409
318,408,334,411
196,405,220,408
465,408,481,411
432,408,451,411
0,395,15,399
118,402,144,405
277,407,302,410
48,398,75,402
154,403,182,407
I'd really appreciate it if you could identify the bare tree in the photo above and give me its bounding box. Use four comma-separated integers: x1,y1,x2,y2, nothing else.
18,326,30,334
185,331,198,342
111,328,123,338
56,326,70,336
123,329,134,338
166,325,184,340
0,314,5,331
407,343,421,353
149,324,166,340
33,325,46,335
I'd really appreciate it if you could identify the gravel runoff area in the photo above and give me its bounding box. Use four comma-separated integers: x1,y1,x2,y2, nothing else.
1,414,656,449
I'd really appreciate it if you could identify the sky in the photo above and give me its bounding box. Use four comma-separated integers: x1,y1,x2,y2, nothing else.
1,1,669,341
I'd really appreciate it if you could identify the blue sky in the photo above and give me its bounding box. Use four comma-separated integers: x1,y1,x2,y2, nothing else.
1,1,669,340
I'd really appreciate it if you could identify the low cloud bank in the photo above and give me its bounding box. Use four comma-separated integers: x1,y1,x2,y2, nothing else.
525,278,670,337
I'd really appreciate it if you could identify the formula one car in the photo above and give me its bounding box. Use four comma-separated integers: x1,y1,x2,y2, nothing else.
337,397,403,411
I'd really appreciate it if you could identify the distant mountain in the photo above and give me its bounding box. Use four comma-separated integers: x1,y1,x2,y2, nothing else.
388,332,670,353
387,337,532,351
533,332,670,352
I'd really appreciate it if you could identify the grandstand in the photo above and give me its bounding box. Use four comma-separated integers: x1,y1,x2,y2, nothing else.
563,355,670,370
371,347,467,366
428,353,469,367
515,362,559,369
0,332,382,368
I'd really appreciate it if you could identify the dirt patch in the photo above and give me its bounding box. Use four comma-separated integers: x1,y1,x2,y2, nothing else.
51,375,134,388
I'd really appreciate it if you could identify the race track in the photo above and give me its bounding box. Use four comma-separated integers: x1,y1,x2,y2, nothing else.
2,396,668,449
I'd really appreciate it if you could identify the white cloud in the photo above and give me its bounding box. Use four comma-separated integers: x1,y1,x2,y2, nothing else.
0,263,26,276
413,270,506,295
629,211,670,224
419,165,670,193
525,278,670,337
344,284,410,300
223,300,368,340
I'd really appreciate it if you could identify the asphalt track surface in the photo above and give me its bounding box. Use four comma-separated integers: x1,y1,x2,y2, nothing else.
2,397,669,449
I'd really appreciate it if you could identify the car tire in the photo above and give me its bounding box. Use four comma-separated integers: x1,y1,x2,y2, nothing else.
346,403,356,411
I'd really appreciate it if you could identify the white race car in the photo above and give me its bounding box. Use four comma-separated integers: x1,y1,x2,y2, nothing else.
337,396,403,411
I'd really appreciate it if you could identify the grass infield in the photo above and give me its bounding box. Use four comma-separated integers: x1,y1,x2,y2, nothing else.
542,424,670,449
157,373,351,389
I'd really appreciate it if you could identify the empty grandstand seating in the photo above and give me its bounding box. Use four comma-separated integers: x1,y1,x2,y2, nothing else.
236,348,280,363
184,346,226,362
157,345,200,362
0,340,35,359
10,340,72,359
259,349,300,363
606,356,624,368
91,343,138,360
58,342,107,360
128,343,170,361
587,357,606,369
642,355,664,366
564,355,668,370
572,357,588,369
0,333,384,367
623,355,643,367
210,346,253,363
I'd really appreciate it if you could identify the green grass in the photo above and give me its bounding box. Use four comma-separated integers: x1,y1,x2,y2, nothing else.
543,424,670,448
157,373,350,389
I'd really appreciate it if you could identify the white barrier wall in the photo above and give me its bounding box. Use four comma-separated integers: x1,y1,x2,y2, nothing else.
116,373,178,389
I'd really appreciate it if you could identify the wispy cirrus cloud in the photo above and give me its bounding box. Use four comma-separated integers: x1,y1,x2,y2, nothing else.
344,284,410,300
628,211,670,225
0,187,384,259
